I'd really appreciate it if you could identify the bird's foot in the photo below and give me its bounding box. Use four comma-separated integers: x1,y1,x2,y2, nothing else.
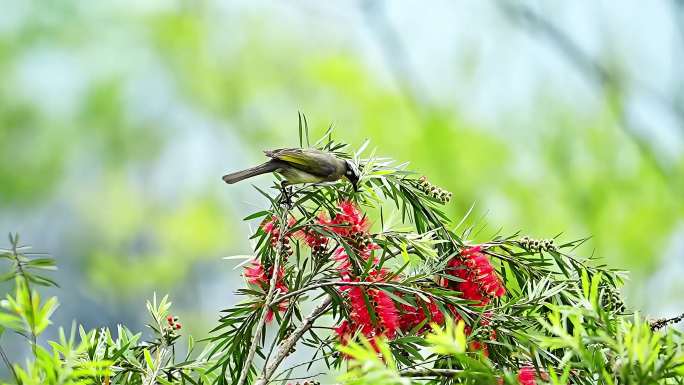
279,182,293,207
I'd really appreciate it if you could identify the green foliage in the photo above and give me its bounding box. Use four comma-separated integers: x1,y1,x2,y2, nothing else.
425,319,466,356
12,327,111,385
338,337,409,385
203,131,683,385
0,132,681,385
0,236,216,385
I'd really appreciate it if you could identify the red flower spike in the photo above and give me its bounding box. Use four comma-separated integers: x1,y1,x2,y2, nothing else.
175,323,182,330
318,201,370,237
372,289,399,338
261,216,297,247
166,315,174,324
244,260,267,286
517,365,537,385
398,297,446,334
242,259,289,323
442,246,506,306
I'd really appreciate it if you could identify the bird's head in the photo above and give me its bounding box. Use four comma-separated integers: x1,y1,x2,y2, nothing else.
344,160,361,191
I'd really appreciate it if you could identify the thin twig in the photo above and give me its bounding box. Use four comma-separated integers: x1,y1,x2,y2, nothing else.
649,312,684,331
9,235,38,357
254,295,333,385
269,280,437,308
271,355,331,381
236,202,292,385
497,2,683,197
0,345,19,383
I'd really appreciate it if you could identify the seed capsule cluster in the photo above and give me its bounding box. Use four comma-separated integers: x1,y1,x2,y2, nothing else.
268,233,294,257
305,230,329,256
519,236,557,252
281,238,294,257
601,286,626,314
349,228,374,253
417,176,452,203
166,315,182,332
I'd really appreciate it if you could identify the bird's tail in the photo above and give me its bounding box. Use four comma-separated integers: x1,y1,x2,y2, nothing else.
222,161,279,184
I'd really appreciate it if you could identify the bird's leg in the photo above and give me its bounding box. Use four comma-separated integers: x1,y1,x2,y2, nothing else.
279,181,293,207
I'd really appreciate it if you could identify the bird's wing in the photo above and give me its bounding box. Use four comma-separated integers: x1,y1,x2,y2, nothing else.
264,148,336,177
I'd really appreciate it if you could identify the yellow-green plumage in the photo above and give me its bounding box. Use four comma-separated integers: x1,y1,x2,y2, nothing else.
222,148,359,189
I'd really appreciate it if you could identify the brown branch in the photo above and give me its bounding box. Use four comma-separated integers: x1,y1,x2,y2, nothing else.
498,2,683,198
268,280,429,308
236,205,292,385
254,295,333,385
649,312,684,331
0,345,19,384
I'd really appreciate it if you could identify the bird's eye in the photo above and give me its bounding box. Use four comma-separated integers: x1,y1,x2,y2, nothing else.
346,170,352,175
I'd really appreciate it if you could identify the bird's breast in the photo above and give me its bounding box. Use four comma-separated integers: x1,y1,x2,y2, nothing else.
277,167,325,184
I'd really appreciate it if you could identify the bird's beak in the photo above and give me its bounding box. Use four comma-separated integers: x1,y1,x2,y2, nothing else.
352,180,359,192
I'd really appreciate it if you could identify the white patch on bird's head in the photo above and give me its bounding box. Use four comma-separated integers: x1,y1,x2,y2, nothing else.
344,160,361,190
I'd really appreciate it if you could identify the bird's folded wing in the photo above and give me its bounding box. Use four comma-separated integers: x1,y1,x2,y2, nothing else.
265,148,334,177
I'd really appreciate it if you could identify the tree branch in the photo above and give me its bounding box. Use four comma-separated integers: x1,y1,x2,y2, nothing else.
254,295,333,385
269,280,439,308
497,1,683,197
236,204,292,385
0,345,19,384
650,312,684,331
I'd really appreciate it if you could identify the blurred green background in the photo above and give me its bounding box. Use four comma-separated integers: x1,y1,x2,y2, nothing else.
1,0,683,359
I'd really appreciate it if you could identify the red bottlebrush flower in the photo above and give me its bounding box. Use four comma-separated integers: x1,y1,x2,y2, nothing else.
399,298,446,333
243,259,289,323
443,246,506,306
333,247,352,275
261,216,297,247
175,323,182,330
469,340,489,357
372,289,399,339
244,260,267,286
337,275,399,344
517,365,537,385
318,201,370,237
299,228,329,249
166,315,174,324
332,242,380,276
347,287,374,336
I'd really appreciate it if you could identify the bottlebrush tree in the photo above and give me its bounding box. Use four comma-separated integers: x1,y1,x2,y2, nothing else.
207,129,683,385
0,128,682,385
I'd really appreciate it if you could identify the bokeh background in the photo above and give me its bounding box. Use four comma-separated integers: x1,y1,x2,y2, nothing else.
1,0,683,363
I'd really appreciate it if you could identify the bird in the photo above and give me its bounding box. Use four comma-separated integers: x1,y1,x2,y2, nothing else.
222,148,360,190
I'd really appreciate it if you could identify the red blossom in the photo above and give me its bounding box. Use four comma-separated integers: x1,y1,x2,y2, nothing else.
373,289,399,338
443,246,506,305
261,216,297,246
318,200,370,237
517,365,537,385
347,286,374,336
335,320,351,343
299,228,329,249
243,259,289,323
244,260,267,286
337,270,400,344
398,298,446,333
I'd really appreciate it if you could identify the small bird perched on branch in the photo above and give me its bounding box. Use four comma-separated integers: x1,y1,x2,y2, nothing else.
222,148,360,190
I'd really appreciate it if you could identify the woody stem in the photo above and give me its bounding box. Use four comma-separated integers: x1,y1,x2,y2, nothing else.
254,296,333,385
235,200,292,385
